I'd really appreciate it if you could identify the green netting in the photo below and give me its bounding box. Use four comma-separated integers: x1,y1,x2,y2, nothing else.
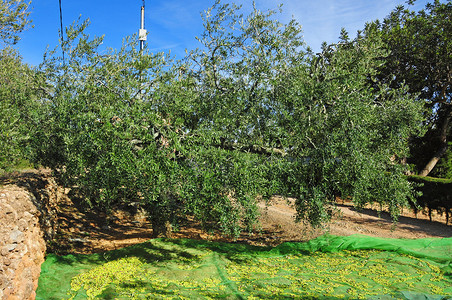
36,234,452,300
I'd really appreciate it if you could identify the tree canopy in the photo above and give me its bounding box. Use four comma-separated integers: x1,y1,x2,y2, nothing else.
370,0,452,177
26,1,427,237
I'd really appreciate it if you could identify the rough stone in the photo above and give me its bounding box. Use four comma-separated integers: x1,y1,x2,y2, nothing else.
16,244,28,255
3,258,11,266
18,219,28,231
3,289,10,299
1,244,17,256
0,203,17,223
23,211,33,221
9,230,24,244
0,274,6,288
0,184,48,300
5,268,15,278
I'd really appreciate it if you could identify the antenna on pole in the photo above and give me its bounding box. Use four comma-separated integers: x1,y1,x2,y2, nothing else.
138,0,147,51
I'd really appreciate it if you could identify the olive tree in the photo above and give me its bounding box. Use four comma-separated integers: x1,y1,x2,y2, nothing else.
31,17,271,237
33,1,425,237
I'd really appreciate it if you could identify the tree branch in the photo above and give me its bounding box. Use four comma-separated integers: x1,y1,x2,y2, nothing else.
211,44,228,93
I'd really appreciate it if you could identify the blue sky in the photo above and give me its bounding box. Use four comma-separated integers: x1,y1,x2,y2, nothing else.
14,0,431,67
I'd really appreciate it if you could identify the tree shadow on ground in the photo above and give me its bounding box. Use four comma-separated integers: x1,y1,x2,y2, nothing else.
337,203,452,238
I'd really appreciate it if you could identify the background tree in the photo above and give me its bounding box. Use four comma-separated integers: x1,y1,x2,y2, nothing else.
0,0,32,45
0,47,40,171
371,0,452,177
0,0,38,171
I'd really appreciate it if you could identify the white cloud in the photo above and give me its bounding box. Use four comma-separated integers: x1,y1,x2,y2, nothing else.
276,0,430,51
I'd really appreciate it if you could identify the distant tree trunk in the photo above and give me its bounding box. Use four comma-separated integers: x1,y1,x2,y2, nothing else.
419,144,448,176
419,108,451,176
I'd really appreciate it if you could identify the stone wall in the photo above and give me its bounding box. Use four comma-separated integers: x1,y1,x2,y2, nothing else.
0,185,46,300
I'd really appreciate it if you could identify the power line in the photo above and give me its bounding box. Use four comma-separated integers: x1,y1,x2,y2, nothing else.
58,0,65,64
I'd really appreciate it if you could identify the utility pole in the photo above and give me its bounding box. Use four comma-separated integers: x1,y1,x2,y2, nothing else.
137,0,147,102
139,0,147,51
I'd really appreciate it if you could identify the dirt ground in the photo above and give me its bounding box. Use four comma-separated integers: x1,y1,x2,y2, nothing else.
256,197,451,243
1,169,451,255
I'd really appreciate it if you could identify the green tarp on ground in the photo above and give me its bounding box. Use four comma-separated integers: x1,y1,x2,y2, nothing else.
36,234,452,299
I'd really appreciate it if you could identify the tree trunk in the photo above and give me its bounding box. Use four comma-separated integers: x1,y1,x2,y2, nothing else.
151,219,173,238
419,108,451,176
419,144,448,176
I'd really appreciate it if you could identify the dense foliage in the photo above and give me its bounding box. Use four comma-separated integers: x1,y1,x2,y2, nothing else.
434,142,452,178
271,31,424,225
0,0,38,172
0,47,39,171
370,0,452,177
